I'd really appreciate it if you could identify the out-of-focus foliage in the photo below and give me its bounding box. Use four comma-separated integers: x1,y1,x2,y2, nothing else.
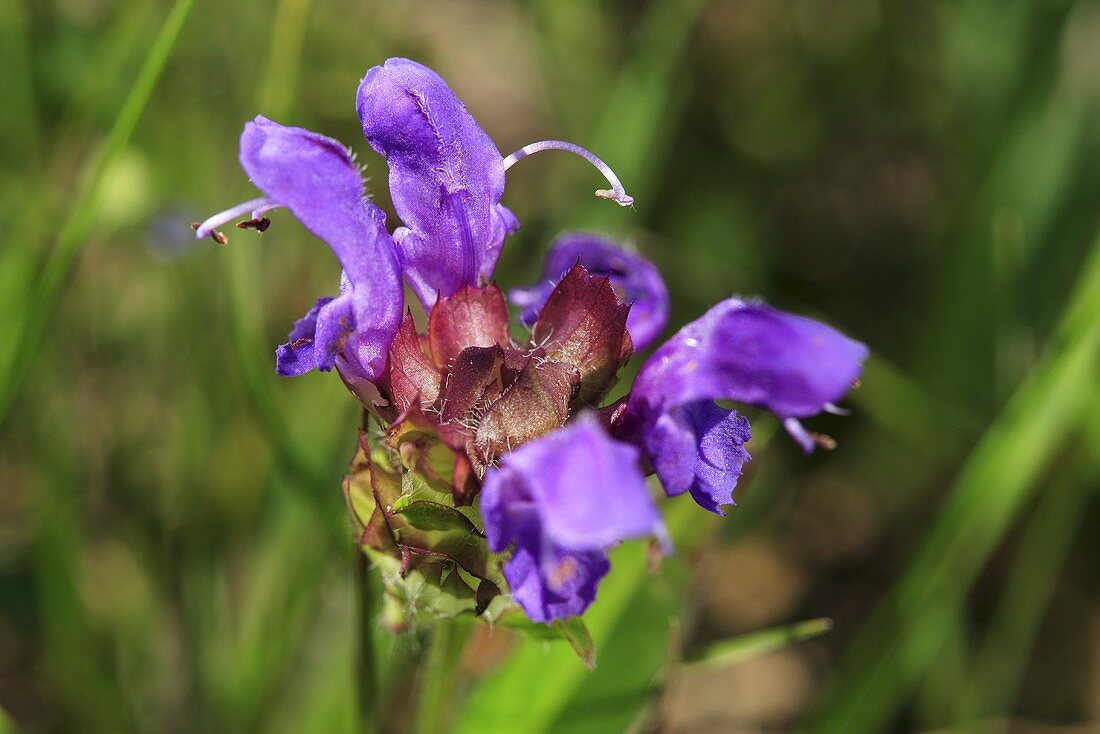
1,0,1099,732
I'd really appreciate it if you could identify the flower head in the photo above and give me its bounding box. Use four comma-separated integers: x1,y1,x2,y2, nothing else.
201,58,869,631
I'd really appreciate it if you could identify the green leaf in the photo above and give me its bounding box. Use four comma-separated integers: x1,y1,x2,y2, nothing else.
689,618,833,669
390,501,492,581
493,610,597,669
552,618,597,671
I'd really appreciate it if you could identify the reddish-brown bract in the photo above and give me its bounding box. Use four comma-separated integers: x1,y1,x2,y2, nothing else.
376,264,633,504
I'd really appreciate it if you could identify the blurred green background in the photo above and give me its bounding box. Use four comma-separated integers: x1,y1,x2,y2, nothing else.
2,0,1100,732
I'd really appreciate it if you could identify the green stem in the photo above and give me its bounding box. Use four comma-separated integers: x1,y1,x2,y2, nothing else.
357,554,379,734
415,619,473,734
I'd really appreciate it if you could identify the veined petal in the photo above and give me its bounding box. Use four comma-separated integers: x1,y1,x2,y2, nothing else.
239,116,404,383
511,233,670,350
357,58,518,308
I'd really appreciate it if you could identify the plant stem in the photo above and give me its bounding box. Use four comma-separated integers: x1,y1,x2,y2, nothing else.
357,553,379,734
414,619,473,734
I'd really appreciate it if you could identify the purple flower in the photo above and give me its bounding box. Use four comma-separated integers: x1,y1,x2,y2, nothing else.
196,58,873,631
480,414,665,622
195,117,404,383
357,58,520,308
625,299,867,513
510,232,670,351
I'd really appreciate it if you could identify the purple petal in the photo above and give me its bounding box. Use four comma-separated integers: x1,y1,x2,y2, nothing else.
510,232,670,351
356,58,519,308
275,297,333,376
632,299,868,419
626,299,866,511
681,404,752,514
643,403,751,514
239,117,404,382
503,540,609,624
312,290,356,372
484,414,663,550
480,414,664,621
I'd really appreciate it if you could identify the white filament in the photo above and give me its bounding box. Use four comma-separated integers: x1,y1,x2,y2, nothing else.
193,197,275,240
502,140,634,207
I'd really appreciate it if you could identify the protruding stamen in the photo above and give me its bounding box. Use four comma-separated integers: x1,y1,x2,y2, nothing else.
502,140,635,206
193,197,275,243
823,402,851,416
783,417,836,454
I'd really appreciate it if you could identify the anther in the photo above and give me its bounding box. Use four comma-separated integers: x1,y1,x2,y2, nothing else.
193,197,276,243
502,140,635,207
236,217,271,232
192,221,229,245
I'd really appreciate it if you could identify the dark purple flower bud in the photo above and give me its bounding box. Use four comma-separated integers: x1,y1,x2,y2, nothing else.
511,232,670,351
197,116,404,384
626,298,867,512
480,414,665,622
357,58,519,308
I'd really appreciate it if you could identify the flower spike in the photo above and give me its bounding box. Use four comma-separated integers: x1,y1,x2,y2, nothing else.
503,140,635,207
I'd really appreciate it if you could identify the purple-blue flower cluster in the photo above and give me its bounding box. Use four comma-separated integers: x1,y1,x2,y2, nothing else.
199,58,868,625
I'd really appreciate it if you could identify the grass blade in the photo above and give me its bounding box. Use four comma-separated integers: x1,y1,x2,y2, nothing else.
690,618,833,670
0,0,197,428
807,234,1100,734
962,451,1095,729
